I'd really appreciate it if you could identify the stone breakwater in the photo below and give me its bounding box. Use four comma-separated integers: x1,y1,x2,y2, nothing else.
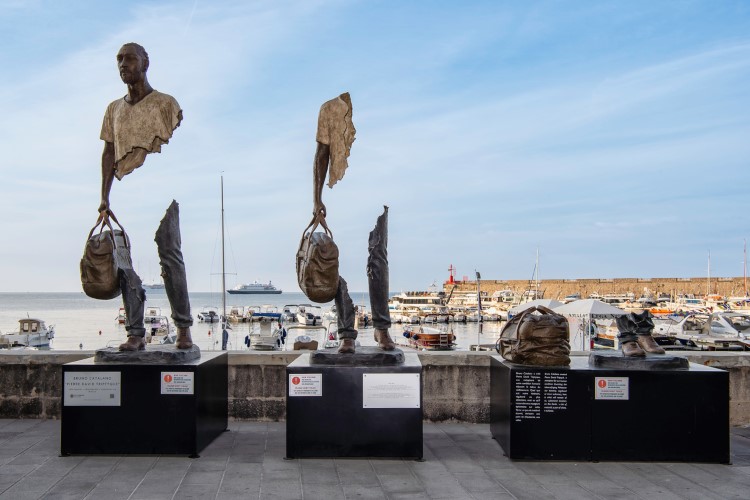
1,351,749,425
447,276,748,299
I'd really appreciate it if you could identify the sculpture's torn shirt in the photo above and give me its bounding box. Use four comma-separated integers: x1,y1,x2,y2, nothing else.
316,94,356,188
100,90,183,180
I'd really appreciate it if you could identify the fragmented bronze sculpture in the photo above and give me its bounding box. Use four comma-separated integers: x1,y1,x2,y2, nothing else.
95,43,194,352
308,93,395,354
616,310,665,356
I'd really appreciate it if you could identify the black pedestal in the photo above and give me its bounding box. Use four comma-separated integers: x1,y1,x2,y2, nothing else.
61,351,228,457
490,356,729,463
286,351,422,459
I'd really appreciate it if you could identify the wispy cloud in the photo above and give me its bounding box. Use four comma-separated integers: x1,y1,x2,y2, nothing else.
0,1,748,291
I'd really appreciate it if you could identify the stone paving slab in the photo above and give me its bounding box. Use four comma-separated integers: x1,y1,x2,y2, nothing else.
0,419,748,499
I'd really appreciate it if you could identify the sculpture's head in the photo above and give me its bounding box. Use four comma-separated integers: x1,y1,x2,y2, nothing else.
318,92,356,188
117,43,149,85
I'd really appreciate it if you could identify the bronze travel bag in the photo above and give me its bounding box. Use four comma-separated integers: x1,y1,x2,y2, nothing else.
496,305,571,366
296,213,340,303
80,211,132,300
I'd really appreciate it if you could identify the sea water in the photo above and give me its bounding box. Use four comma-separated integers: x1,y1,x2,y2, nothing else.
0,292,505,351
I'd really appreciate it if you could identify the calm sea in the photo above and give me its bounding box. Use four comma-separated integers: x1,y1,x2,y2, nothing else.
0,291,505,351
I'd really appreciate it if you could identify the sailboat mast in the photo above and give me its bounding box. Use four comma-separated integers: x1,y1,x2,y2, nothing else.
707,250,711,296
536,248,540,296
221,176,227,322
744,239,747,297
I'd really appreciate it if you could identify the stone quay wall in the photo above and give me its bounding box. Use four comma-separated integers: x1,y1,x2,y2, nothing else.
1,351,749,426
446,276,748,299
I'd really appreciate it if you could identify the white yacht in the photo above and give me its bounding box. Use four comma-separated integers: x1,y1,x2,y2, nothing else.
1,319,55,348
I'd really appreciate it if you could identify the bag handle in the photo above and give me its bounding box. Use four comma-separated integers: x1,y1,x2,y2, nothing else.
300,212,333,241
87,210,130,249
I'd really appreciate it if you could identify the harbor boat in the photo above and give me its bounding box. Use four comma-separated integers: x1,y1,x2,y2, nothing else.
389,305,421,324
116,307,127,324
281,305,298,323
561,293,581,304
144,306,164,325
251,305,282,321
0,318,55,348
227,281,282,295
322,305,337,323
402,323,455,351
142,282,165,291
146,316,175,344
226,305,249,323
388,283,445,312
197,306,221,323
452,309,467,323
244,318,286,350
726,297,750,312
653,313,745,350
296,304,322,325
708,312,750,348
663,295,709,313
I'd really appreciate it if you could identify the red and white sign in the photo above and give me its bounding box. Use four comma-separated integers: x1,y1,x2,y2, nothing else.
595,377,629,400
289,374,322,396
161,372,194,395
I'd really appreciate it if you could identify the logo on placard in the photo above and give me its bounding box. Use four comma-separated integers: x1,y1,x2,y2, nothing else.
597,379,607,388
291,376,301,385
164,374,173,383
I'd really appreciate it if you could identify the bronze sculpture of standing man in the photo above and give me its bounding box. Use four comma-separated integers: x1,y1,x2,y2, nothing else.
98,43,193,351
312,93,396,354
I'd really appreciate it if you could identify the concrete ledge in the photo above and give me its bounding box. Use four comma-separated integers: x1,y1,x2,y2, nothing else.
2,350,749,425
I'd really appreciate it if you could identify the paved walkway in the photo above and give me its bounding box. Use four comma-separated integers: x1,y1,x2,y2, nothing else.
0,419,749,499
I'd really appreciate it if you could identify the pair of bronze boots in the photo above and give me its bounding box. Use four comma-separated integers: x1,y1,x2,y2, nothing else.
338,328,395,354
616,311,665,357
621,335,665,356
119,327,193,351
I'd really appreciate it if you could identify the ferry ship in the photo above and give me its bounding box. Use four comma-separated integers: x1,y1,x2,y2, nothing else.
227,280,282,295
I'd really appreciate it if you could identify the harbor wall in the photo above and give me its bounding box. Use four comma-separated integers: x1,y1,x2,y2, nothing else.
446,276,748,299
1,351,748,425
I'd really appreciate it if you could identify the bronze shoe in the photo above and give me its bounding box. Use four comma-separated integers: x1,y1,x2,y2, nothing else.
176,327,193,349
621,340,645,357
119,335,146,351
636,334,665,354
374,328,395,351
338,338,356,354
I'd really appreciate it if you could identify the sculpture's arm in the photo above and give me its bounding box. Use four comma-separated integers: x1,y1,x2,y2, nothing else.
313,141,330,217
99,141,115,214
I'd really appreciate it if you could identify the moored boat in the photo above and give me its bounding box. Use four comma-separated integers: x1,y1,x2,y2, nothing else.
252,305,282,321
402,324,456,350
653,313,745,350
0,318,55,348
244,318,286,350
197,306,221,323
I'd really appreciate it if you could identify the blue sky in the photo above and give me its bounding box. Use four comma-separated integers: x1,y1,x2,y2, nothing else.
1,0,749,293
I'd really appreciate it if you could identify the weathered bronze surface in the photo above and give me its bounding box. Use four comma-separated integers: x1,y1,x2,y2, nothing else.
95,344,201,364
589,351,689,370
310,347,405,365
307,94,394,355
95,43,194,353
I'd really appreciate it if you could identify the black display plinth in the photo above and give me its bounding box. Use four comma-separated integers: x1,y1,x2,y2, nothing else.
490,356,729,463
61,351,228,457
286,350,422,459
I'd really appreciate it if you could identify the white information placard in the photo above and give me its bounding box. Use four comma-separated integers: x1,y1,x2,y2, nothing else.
161,372,194,395
363,373,420,409
289,374,322,396
595,377,629,400
64,372,121,406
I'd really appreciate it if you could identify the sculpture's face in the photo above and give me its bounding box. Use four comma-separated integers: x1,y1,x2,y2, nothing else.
117,45,146,85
